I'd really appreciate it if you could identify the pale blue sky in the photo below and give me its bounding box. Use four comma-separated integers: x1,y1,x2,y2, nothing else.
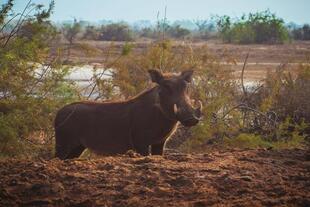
8,0,310,24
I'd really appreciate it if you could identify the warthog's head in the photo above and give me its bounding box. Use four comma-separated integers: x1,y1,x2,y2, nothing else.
149,69,202,127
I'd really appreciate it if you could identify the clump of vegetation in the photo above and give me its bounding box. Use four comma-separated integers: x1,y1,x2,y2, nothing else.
83,25,100,40
256,64,310,141
216,10,290,44
0,0,78,158
99,23,135,41
223,132,304,149
62,18,82,59
290,24,310,40
180,62,310,152
167,25,191,39
137,24,191,40
193,19,216,40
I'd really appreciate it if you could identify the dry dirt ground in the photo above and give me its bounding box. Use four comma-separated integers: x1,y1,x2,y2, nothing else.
67,40,310,64
0,148,309,207
63,40,310,81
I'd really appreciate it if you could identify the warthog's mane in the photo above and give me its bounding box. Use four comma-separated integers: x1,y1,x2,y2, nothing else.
72,85,160,106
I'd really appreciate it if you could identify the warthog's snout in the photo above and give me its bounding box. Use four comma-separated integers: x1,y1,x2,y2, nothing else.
174,100,202,127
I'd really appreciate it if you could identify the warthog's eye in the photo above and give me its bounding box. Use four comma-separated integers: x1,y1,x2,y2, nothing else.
180,81,189,92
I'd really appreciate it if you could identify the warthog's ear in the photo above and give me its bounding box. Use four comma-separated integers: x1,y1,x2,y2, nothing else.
148,70,164,84
181,70,194,83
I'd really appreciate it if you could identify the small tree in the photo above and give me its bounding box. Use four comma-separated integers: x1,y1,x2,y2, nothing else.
168,25,190,39
62,19,81,59
216,11,290,44
216,15,232,42
99,23,134,41
139,27,157,39
194,19,214,39
83,25,99,40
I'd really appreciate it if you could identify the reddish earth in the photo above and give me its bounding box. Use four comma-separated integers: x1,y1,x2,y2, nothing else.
67,40,310,64
0,148,309,207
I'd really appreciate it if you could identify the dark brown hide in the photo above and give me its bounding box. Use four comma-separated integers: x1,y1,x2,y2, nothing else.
54,70,201,159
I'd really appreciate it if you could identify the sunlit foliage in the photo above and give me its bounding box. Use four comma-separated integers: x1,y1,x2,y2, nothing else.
0,0,77,158
216,10,290,44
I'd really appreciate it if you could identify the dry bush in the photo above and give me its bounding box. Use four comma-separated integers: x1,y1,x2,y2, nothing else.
253,64,310,141
0,1,78,158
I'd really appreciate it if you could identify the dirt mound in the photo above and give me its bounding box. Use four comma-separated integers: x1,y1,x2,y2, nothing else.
0,149,309,207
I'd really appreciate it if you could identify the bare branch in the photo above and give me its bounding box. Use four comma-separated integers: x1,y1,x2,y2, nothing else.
241,53,249,100
2,0,32,47
87,55,121,99
0,13,20,34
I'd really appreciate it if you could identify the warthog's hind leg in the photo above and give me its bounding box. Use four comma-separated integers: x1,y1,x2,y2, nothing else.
55,144,69,160
66,145,86,159
55,144,85,160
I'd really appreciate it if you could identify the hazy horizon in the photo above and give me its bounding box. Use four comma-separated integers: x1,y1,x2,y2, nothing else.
9,0,310,24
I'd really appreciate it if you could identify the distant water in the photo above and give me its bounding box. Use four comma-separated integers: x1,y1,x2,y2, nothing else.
64,65,113,98
66,65,261,96
22,64,260,99
65,65,113,81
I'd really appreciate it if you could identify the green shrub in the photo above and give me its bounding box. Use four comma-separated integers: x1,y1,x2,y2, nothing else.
216,10,290,44
138,27,157,39
224,133,272,149
254,64,310,142
0,0,78,158
230,23,255,44
99,23,134,41
138,24,191,40
168,25,191,39
223,133,304,149
83,25,100,40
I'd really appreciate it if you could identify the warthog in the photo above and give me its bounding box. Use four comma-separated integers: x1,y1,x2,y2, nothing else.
54,70,202,159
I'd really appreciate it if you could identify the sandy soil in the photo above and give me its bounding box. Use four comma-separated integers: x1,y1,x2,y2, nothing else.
1,148,309,207
60,40,310,82
67,40,310,64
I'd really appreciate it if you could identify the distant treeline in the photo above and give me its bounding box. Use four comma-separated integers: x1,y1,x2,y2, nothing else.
57,10,310,44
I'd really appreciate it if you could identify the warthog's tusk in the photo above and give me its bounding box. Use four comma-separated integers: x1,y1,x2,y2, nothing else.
173,104,178,115
194,100,203,120
195,100,203,111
